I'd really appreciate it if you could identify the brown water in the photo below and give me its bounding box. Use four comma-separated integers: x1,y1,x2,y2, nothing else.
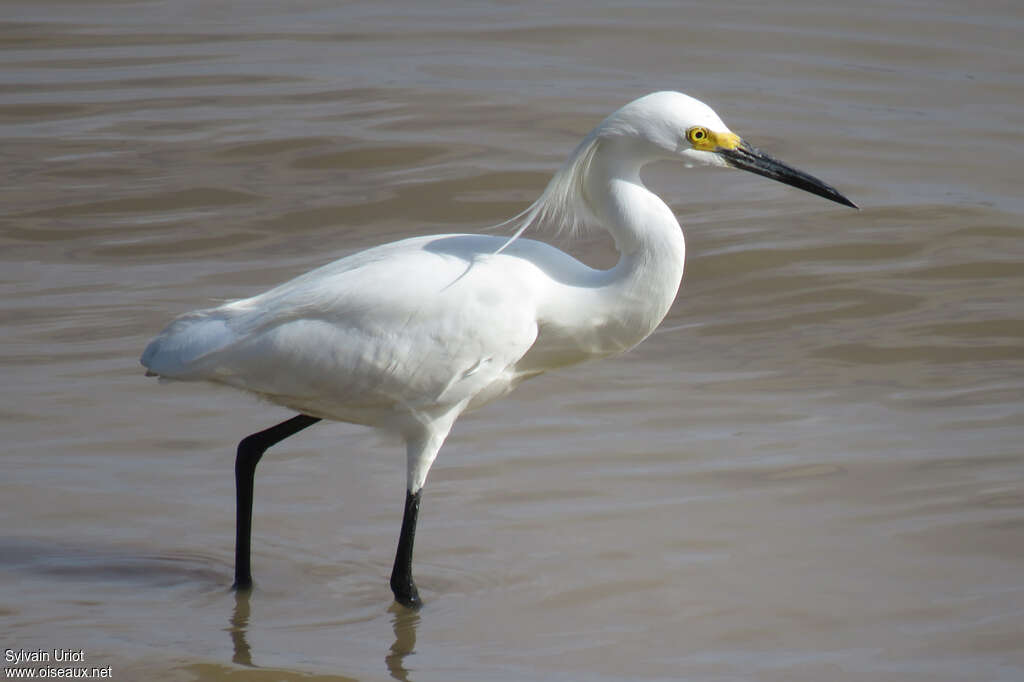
2,1,1023,680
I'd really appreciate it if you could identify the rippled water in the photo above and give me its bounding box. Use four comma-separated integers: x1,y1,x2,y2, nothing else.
2,2,1022,680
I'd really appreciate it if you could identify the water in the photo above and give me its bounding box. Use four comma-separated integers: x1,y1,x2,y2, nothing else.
2,1,1022,680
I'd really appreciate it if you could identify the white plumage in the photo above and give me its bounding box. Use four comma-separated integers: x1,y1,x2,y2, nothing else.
142,91,854,607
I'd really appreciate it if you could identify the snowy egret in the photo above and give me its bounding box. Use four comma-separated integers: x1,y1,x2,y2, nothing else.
142,91,855,608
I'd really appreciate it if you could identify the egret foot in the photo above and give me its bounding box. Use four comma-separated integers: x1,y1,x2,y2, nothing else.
390,489,423,609
390,575,422,610
231,577,253,592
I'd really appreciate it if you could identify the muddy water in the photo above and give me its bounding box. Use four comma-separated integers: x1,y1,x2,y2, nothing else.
2,1,1022,680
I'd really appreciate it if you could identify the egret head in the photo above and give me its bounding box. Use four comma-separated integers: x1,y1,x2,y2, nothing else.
495,91,855,254
601,91,857,208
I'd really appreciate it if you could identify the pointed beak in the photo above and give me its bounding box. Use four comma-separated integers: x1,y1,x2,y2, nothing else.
717,138,858,209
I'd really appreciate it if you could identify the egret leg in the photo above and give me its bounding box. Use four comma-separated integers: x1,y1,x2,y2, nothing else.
233,414,321,590
390,489,423,609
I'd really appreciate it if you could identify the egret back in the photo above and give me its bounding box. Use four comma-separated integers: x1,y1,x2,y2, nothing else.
141,235,562,425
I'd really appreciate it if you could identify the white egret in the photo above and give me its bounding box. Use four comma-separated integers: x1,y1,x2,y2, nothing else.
142,91,855,608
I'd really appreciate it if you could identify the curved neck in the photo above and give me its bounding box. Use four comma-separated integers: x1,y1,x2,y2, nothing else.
529,139,686,363
587,139,686,328
586,139,673,255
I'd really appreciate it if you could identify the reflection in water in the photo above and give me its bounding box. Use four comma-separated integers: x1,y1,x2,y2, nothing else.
228,590,254,667
226,591,420,680
386,605,420,682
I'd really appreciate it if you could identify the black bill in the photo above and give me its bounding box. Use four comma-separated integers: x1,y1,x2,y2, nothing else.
719,140,858,209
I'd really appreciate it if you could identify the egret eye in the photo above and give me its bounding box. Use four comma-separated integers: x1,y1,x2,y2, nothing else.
686,126,710,145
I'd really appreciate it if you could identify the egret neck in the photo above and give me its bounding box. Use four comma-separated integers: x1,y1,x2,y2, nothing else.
560,136,686,359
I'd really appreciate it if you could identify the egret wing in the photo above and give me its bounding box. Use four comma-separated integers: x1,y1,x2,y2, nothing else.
142,235,541,421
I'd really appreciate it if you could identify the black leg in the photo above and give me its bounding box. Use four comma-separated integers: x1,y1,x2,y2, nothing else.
390,489,423,609
233,414,321,590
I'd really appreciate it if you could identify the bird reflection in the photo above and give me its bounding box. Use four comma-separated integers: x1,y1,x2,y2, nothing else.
385,605,420,682
229,589,255,666
227,590,420,680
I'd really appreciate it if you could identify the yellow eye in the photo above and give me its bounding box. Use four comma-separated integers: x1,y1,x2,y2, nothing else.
686,126,710,145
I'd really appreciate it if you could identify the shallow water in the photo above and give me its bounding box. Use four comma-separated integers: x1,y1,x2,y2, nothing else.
2,1,1022,680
